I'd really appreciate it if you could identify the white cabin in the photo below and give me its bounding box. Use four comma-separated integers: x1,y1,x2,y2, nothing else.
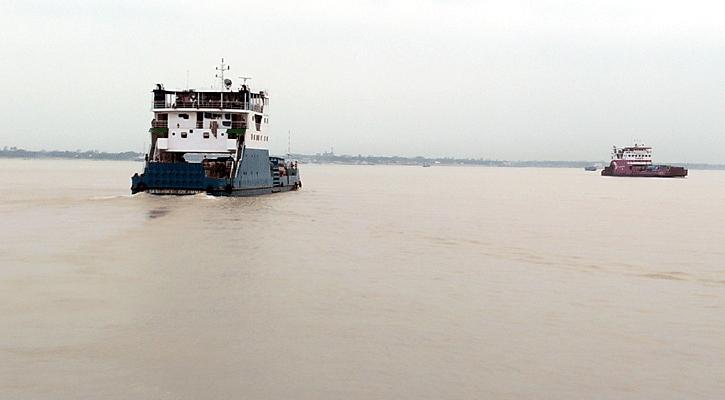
149,74,269,162
611,143,652,166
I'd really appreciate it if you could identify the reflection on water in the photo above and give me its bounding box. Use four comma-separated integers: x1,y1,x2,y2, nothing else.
148,207,169,219
1,159,724,399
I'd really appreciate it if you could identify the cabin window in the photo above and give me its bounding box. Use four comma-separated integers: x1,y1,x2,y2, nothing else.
181,132,187,138
204,112,212,119
204,132,210,139
222,121,231,127
224,114,231,120
255,114,262,131
179,114,189,119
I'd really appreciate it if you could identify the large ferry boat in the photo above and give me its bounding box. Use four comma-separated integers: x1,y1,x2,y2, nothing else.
600,143,687,177
131,60,301,195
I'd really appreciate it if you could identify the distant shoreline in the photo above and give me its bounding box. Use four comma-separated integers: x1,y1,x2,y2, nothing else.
1,148,723,170
0,148,142,161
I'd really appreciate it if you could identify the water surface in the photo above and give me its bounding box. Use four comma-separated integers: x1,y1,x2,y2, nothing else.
1,159,724,399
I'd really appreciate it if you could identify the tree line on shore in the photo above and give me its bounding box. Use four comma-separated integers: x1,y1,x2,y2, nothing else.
0,147,142,161
2,147,723,170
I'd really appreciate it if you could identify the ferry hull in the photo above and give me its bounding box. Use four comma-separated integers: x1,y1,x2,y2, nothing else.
131,148,301,196
601,160,687,178
138,184,301,196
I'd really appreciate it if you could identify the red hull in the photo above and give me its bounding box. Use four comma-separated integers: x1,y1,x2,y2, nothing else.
601,160,687,177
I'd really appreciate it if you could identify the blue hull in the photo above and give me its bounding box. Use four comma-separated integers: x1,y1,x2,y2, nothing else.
131,148,301,196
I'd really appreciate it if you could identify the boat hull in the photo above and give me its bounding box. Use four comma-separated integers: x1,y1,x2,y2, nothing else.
131,148,301,196
601,160,687,177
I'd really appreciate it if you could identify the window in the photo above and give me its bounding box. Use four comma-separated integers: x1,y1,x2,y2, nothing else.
179,114,189,119
203,132,210,139
181,132,187,138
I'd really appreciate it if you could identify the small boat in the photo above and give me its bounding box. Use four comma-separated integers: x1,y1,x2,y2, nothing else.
584,166,597,171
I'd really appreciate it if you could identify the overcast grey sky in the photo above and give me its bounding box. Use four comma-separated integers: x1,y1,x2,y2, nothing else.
1,0,723,162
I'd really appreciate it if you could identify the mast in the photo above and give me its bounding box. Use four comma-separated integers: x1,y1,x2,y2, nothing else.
215,58,230,89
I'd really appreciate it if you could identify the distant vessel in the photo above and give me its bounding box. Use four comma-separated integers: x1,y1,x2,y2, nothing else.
131,60,301,195
584,165,597,171
600,143,687,178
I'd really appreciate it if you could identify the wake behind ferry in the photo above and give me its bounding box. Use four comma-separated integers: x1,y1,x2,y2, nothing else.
131,60,300,196
601,143,687,178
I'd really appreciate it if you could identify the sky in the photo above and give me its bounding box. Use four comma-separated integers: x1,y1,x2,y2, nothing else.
1,0,723,163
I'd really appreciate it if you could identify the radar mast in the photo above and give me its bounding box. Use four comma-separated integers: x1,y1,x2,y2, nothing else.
215,58,231,89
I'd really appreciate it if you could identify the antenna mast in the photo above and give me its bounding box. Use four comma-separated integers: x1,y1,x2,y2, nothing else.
288,130,291,158
215,58,230,88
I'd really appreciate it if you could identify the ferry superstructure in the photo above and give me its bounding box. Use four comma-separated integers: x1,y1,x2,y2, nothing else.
601,143,687,177
131,60,300,195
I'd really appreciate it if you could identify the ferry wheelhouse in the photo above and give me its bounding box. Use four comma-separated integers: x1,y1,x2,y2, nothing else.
131,60,301,195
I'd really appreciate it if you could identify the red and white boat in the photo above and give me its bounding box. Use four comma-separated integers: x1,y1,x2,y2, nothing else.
601,143,687,178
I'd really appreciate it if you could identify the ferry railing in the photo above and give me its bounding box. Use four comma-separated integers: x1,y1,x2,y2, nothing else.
153,101,265,112
152,120,168,128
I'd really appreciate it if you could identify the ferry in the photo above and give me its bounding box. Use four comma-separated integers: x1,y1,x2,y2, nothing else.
131,60,301,195
600,143,687,178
